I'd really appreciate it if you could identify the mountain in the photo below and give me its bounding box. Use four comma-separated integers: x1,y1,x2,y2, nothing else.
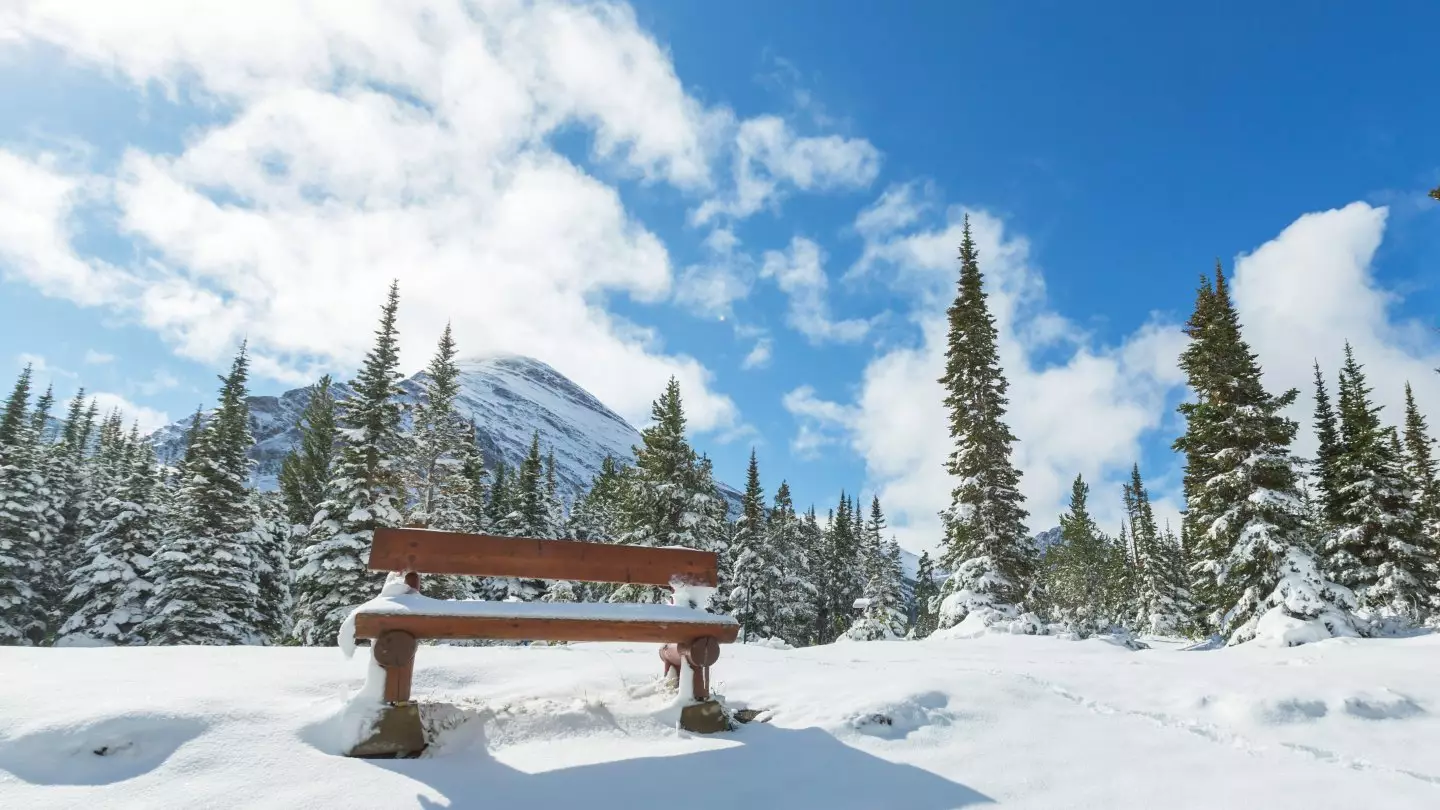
149,355,742,514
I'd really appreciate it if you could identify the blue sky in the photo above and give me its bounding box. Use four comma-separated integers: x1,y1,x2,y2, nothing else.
1,2,1438,551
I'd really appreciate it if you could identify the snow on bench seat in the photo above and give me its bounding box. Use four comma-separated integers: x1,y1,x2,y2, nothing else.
348,591,740,645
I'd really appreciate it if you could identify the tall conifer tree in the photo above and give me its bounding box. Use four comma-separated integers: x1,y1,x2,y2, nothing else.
292,282,406,645
1175,266,1355,644
146,344,264,645
935,217,1035,628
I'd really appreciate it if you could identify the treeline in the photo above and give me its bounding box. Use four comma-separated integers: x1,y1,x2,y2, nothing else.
0,282,909,647
927,216,1440,645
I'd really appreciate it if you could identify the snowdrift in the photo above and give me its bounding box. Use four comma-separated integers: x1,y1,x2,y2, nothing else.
2,634,1439,808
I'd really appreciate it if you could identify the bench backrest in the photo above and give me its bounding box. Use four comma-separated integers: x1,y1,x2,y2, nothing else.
368,527,719,587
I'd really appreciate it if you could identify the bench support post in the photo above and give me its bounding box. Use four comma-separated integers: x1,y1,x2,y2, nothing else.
374,629,419,703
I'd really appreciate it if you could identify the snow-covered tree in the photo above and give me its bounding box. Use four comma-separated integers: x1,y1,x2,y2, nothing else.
814,493,863,641
37,392,98,620
935,218,1036,629
767,480,817,645
1124,465,1191,634
568,455,626,543
911,550,940,639
250,491,294,643
405,324,474,534
57,431,160,646
0,366,47,645
1400,383,1440,598
1174,266,1356,644
1042,475,1112,635
293,282,406,646
277,375,338,529
847,531,908,641
145,344,264,645
612,378,727,604
1325,346,1435,624
728,449,779,640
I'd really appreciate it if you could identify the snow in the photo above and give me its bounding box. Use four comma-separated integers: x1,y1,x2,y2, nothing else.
347,593,739,626
4,634,1440,808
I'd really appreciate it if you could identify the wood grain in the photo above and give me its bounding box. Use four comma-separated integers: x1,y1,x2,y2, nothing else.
369,527,719,586
352,612,741,644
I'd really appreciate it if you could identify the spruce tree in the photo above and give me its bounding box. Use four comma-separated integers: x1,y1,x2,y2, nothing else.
1175,266,1355,644
0,367,46,645
58,430,160,646
935,217,1035,628
911,550,940,639
612,378,727,604
405,324,472,533
1044,475,1111,635
36,391,97,624
277,375,338,528
1400,384,1440,571
293,282,406,645
1311,363,1346,529
145,344,265,645
486,460,513,530
568,456,626,543
250,491,294,642
767,480,816,644
455,419,490,533
1326,346,1435,623
728,449,777,640
1124,465,1190,634
797,506,827,643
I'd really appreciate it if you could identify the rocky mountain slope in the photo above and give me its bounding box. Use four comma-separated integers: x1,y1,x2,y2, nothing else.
149,355,742,513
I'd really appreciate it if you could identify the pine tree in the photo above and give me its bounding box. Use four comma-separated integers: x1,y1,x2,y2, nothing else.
405,324,473,533
455,419,489,533
796,506,827,643
277,375,338,529
1043,475,1111,636
145,344,265,645
568,455,626,543
1175,266,1355,644
1400,384,1440,577
293,282,406,645
1311,363,1346,529
1124,465,1190,635
250,491,294,642
911,550,940,638
36,391,98,624
728,449,778,640
815,492,863,641
1326,346,1435,624
0,367,47,645
935,217,1035,628
766,480,816,644
58,430,160,646
612,378,727,604
847,514,907,642
487,460,513,530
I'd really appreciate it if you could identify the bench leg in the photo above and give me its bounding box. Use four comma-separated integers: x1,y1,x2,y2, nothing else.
349,630,424,758
374,630,418,703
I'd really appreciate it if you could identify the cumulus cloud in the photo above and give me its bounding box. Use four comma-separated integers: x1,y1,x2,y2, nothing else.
90,391,170,434
0,0,774,430
692,115,881,224
1230,202,1440,460
741,337,773,370
789,202,1187,554
760,236,870,344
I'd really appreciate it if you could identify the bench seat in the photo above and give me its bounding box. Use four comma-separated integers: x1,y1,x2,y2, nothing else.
351,593,740,643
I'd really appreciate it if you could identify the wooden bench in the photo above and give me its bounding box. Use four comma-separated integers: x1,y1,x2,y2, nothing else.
346,527,740,756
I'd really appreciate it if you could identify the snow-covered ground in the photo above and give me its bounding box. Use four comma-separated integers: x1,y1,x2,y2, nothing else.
2,634,1438,809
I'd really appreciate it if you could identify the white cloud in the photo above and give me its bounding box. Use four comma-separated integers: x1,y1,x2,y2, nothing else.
15,352,75,379
760,236,870,344
1230,202,1440,460
792,204,1187,555
692,115,881,224
90,391,170,434
740,337,773,370
83,349,116,364
136,368,181,396
0,0,756,431
673,227,753,318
